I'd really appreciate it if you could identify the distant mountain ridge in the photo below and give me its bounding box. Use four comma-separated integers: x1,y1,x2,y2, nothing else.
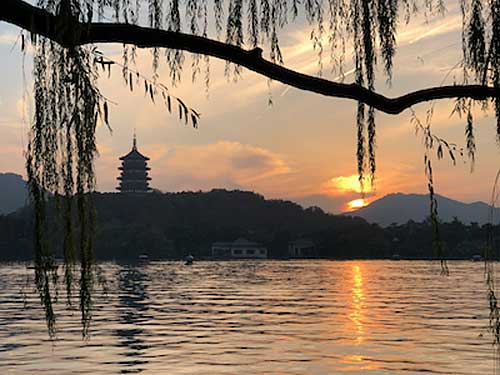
0,173,28,215
1,172,496,228
349,192,499,227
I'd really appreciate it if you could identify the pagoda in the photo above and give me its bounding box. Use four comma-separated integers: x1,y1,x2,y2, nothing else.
117,133,152,193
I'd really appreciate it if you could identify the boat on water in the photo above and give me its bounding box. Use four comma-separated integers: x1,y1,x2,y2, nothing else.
185,254,194,265
471,254,483,262
391,253,401,261
27,256,60,270
138,254,149,263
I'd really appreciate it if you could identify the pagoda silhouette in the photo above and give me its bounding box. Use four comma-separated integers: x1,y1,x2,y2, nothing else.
117,132,152,193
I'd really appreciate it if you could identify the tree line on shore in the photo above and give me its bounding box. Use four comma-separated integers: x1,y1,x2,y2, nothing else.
0,189,497,261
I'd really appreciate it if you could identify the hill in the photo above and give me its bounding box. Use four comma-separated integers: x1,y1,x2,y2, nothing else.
0,190,386,260
349,193,498,227
0,173,28,215
3,190,500,261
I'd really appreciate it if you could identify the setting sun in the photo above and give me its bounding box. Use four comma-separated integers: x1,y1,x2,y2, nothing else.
347,198,368,210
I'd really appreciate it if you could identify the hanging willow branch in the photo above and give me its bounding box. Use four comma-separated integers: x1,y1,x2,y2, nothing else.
26,26,100,336
486,169,500,346
2,0,500,115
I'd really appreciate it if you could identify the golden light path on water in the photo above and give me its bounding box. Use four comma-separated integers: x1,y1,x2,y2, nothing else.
0,261,496,374
349,264,365,344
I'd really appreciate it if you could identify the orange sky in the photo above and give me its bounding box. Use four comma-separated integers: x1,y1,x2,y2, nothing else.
1,1,499,213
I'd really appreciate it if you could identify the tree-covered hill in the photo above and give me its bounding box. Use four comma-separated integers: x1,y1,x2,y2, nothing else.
91,189,387,259
0,189,385,260
1,189,498,261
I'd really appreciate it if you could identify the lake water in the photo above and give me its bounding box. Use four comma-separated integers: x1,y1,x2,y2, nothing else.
0,260,498,374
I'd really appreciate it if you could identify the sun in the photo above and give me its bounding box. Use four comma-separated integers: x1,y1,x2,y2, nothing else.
347,198,368,210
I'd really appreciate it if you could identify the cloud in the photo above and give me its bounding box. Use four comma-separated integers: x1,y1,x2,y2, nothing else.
143,143,169,161
327,174,366,194
322,174,381,196
152,141,290,192
398,15,461,45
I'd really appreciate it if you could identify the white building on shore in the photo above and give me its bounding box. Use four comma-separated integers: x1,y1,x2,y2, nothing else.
211,238,268,259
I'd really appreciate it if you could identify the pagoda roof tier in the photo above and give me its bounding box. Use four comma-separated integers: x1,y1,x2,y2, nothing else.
117,176,152,181
119,148,150,161
118,166,151,171
116,187,152,192
117,182,151,186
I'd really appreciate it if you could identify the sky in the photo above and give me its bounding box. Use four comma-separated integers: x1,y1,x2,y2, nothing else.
1,1,499,214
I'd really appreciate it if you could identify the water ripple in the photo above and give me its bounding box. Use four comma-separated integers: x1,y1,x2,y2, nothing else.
0,260,497,374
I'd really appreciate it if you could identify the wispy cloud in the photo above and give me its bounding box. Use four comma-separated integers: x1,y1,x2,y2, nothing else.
148,141,291,192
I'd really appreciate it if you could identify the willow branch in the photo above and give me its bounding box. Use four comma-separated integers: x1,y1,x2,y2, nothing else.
2,0,499,115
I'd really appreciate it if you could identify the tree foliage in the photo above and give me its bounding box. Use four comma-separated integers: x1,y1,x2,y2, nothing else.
4,190,498,261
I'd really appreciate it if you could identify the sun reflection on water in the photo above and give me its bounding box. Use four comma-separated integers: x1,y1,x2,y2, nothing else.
0,261,494,374
349,264,364,344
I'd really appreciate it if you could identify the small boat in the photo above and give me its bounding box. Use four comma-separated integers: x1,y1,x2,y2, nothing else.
27,256,59,271
138,254,149,263
391,253,401,261
471,255,483,262
26,264,58,271
185,254,194,265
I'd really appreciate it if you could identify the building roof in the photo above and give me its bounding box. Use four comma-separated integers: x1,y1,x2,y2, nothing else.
232,238,261,247
119,133,150,161
119,149,150,161
212,238,264,248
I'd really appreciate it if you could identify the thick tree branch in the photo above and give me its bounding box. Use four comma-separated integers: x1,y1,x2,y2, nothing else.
2,0,499,115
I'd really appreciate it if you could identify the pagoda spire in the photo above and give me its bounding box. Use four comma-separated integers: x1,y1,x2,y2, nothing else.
116,132,152,193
